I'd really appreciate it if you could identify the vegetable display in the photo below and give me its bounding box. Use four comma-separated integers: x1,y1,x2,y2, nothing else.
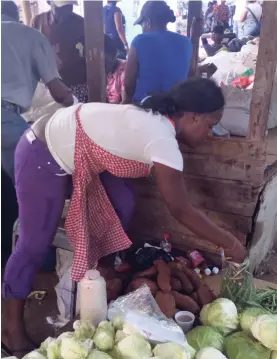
186,326,224,352
195,347,227,359
250,314,277,350
240,307,268,334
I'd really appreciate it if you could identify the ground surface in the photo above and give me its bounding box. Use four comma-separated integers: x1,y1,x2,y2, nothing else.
255,244,277,284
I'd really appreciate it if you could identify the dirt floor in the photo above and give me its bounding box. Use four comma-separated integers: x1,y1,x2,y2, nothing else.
255,244,277,284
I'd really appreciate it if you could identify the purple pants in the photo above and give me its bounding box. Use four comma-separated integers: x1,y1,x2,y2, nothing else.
3,131,135,299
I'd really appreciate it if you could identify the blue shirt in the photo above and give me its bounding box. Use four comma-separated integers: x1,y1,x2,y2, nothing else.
103,4,122,40
131,31,192,103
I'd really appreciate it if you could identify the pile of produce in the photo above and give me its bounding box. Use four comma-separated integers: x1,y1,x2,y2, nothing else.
186,297,277,359
23,318,194,359
125,260,216,318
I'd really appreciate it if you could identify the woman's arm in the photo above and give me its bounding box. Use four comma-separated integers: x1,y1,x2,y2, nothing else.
154,162,246,263
114,11,128,51
122,46,138,104
240,10,248,22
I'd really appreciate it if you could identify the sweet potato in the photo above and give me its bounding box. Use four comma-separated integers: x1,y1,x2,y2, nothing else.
133,266,157,279
182,266,201,291
106,278,123,302
170,277,183,292
171,291,200,314
196,283,216,307
130,278,158,296
168,264,193,294
155,291,176,318
154,260,171,292
190,292,198,302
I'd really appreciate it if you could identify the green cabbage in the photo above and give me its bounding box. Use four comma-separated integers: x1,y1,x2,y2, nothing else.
46,340,61,359
88,349,113,359
112,316,124,331
116,334,152,359
23,351,47,359
153,342,189,359
98,321,115,336
200,298,239,335
60,337,93,359
186,326,224,352
224,331,271,359
240,307,268,334
115,330,128,344
94,329,114,352
185,344,196,359
251,314,277,350
195,347,227,359
73,320,96,340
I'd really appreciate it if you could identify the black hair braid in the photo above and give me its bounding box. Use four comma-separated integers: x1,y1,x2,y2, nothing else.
139,78,225,116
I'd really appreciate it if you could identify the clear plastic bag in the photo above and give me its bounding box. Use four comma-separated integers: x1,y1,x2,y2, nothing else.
220,259,254,309
108,284,186,346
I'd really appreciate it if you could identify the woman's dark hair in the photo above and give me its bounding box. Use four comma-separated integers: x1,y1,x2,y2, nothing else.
104,35,117,57
140,78,225,116
1,0,19,20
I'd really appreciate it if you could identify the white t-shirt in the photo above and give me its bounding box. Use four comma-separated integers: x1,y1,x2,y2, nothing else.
233,0,247,21
44,103,184,174
246,3,262,22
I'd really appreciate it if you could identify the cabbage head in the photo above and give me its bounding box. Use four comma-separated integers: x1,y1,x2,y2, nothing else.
94,329,114,352
272,351,277,359
115,330,128,344
186,326,224,352
98,321,115,336
46,340,61,359
196,347,227,359
240,307,268,334
60,337,93,359
73,320,95,339
251,314,277,350
112,316,124,331
185,344,196,359
88,349,113,359
224,331,271,359
153,342,190,359
39,337,56,355
23,351,47,359
200,298,239,335
116,334,152,359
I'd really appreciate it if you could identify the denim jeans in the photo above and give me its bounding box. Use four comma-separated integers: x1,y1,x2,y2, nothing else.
1,106,29,182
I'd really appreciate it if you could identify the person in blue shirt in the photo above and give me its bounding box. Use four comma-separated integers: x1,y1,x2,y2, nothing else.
124,0,193,104
103,1,129,59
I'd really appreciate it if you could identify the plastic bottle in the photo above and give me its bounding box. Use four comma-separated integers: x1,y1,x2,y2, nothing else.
160,233,172,253
79,269,107,326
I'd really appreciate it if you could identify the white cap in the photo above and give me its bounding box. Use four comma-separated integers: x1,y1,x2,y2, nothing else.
85,270,100,280
52,1,78,7
204,268,212,276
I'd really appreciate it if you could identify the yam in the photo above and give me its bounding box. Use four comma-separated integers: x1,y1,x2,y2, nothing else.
171,291,200,314
170,278,183,292
181,266,201,291
133,266,157,279
196,283,216,307
154,260,171,292
168,263,193,294
155,291,176,318
130,278,158,296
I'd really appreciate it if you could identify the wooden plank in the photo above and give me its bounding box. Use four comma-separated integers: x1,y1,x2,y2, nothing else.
182,153,265,184
84,1,106,102
187,1,202,77
247,1,277,141
180,138,266,160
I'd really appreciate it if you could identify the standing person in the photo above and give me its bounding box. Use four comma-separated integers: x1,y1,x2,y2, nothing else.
124,0,192,104
204,2,214,33
1,0,73,182
105,35,126,104
103,1,129,60
2,78,246,355
233,0,246,38
240,1,262,37
31,1,87,103
214,0,229,30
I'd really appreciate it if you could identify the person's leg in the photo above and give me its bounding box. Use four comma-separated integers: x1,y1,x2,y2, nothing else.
2,132,70,354
100,172,136,231
1,107,29,182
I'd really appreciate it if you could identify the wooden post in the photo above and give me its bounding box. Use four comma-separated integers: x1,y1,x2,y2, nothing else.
84,1,106,103
187,1,202,77
20,0,32,25
247,1,277,141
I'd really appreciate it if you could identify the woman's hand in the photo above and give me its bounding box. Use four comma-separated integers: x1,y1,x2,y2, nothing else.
223,234,247,264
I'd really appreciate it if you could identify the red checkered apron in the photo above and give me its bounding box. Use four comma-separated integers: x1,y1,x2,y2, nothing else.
65,105,151,281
